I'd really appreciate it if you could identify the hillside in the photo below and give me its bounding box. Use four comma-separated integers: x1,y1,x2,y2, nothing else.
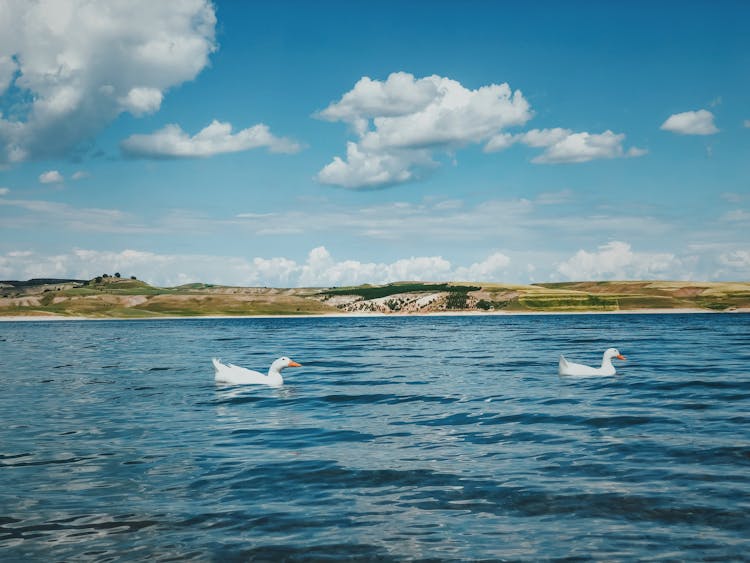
0,276,339,318
317,280,750,313
1,277,749,318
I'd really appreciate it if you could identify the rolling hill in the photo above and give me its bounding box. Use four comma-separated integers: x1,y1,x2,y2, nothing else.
1,276,748,318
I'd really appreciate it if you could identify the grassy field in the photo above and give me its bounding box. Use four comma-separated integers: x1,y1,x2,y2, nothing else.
1,277,749,318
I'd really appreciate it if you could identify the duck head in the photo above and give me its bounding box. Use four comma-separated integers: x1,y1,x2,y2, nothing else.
272,356,302,371
604,348,626,361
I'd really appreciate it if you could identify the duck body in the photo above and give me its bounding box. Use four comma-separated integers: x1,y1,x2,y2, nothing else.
559,348,626,377
212,357,301,386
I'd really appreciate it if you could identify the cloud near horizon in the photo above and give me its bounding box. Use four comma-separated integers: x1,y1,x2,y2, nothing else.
0,246,512,287
4,242,749,286
0,0,217,164
121,120,302,159
556,241,683,280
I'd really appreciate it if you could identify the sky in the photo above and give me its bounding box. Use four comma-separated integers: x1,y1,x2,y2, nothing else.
0,0,748,287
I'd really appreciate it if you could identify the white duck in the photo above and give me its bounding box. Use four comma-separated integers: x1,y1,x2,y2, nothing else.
558,348,626,377
212,356,301,386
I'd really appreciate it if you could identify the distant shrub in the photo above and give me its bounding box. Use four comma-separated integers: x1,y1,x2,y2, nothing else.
115,272,121,278
446,292,468,309
476,299,492,310
130,276,137,280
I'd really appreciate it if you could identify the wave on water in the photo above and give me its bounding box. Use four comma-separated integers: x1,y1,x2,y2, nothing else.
1,314,749,560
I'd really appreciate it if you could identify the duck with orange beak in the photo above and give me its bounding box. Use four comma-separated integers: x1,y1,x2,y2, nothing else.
212,356,302,386
558,348,626,377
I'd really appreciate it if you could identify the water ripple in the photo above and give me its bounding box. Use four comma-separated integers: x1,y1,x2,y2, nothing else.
0,314,748,560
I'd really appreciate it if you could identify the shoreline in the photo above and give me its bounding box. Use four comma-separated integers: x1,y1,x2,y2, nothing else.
1,308,748,322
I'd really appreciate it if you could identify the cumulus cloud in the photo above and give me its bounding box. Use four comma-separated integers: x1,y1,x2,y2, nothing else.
71,170,90,180
0,187,9,195
39,170,63,184
531,130,647,164
454,252,511,281
118,87,164,117
483,132,515,152
557,241,681,280
121,120,301,159
0,0,217,163
0,246,512,287
316,72,532,189
316,142,432,189
317,72,647,187
660,109,719,135
485,128,646,163
316,72,439,134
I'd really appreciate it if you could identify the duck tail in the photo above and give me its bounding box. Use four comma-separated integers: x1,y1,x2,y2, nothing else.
558,355,568,375
212,358,223,373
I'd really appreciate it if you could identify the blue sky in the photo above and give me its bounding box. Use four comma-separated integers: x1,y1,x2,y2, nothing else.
1,0,748,286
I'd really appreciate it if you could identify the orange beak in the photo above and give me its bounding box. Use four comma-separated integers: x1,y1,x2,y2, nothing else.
616,354,626,361
288,360,302,367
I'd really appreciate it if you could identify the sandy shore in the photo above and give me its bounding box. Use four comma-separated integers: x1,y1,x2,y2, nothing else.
1,308,748,322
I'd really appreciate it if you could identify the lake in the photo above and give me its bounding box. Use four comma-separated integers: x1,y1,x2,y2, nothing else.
1,314,748,561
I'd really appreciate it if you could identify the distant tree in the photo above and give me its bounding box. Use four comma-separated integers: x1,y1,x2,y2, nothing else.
114,272,121,278
95,276,103,283
130,276,137,280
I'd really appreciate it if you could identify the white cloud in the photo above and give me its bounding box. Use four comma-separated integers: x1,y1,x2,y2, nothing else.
517,128,571,148
660,109,719,135
118,87,163,117
557,241,682,280
454,252,511,281
531,130,646,164
316,72,532,189
486,128,647,163
744,120,750,128
0,0,217,163
316,142,431,189
71,170,90,180
296,246,455,287
3,241,743,287
483,132,515,152
317,72,647,187
0,187,9,196
316,72,439,134
0,246,512,287
121,120,301,158
39,170,63,184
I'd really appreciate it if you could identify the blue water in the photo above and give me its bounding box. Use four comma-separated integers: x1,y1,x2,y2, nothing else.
0,314,749,561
